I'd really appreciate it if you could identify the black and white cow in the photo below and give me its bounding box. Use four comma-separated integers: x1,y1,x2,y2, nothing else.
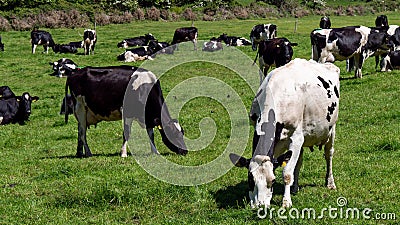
0,86,15,99
250,24,277,51
148,40,174,55
217,33,251,46
0,88,39,125
49,58,78,77
117,46,154,62
230,58,340,208
83,29,96,55
380,50,400,71
311,25,391,78
64,65,187,157
319,16,331,29
52,44,78,54
375,15,389,28
254,38,298,83
68,41,84,49
0,36,4,51
117,33,156,48
171,27,198,50
202,38,223,52
30,28,55,54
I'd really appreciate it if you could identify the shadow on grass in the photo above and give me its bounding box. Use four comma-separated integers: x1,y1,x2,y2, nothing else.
213,180,249,209
40,152,121,159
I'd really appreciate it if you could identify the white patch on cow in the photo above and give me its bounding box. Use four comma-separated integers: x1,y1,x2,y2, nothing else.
131,70,157,90
355,26,370,51
123,51,149,62
381,55,391,72
0,116,3,124
174,122,182,132
387,25,399,35
248,155,275,208
24,93,29,101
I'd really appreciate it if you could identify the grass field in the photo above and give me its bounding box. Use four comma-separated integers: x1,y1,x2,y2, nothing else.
0,12,399,224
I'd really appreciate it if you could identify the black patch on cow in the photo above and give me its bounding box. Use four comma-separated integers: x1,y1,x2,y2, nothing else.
317,76,332,98
334,86,340,98
275,122,284,144
326,102,337,122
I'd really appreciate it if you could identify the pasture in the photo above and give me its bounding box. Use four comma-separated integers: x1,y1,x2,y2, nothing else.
0,13,399,224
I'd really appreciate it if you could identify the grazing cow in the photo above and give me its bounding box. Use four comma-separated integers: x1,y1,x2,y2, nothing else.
311,26,391,78
375,15,389,28
30,28,55,54
0,36,4,51
319,16,331,29
202,38,223,52
254,38,298,83
0,90,39,125
230,58,340,208
49,58,78,77
380,50,400,71
250,24,277,51
83,29,96,55
52,44,78,54
64,65,187,157
217,33,251,46
117,46,154,62
171,27,198,50
0,86,15,99
117,33,156,48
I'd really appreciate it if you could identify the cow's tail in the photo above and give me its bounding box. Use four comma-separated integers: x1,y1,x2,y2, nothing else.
253,51,259,65
64,80,69,124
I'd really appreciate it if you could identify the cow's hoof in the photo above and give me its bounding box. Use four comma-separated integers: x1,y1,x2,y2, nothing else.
282,198,292,208
121,153,128,158
178,149,188,156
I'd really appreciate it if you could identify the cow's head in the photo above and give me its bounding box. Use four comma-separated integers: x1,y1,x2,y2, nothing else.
319,16,331,29
157,118,187,155
16,92,39,124
273,38,298,67
117,40,128,48
50,59,77,77
145,33,156,41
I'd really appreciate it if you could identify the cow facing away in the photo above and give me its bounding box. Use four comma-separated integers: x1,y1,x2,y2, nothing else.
83,29,96,55
230,58,340,208
30,28,55,54
254,38,298,84
171,27,198,50
250,24,277,51
319,16,331,29
0,88,39,125
0,86,15,99
64,65,187,157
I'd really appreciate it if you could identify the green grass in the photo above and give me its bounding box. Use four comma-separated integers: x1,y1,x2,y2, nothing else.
1,13,399,224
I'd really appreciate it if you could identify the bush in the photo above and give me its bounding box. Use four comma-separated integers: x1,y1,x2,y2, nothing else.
133,8,145,20
182,8,197,21
0,15,11,31
146,6,161,21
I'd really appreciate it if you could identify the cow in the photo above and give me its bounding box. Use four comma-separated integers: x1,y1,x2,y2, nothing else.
319,16,331,29
380,50,400,71
68,41,84,49
64,65,187,157
83,29,96,55
202,38,223,52
49,58,78,77
375,15,389,28
148,40,174,55
30,28,55,54
250,24,277,51
230,58,340,208
311,25,391,78
0,36,4,51
217,33,251,47
117,46,154,62
0,86,15,99
0,90,39,125
387,25,400,50
254,38,298,84
171,27,198,50
52,44,78,54
117,33,156,48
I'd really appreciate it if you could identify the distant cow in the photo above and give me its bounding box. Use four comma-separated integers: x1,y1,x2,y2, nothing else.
254,38,298,83
230,58,340,208
0,36,4,51
117,33,156,48
68,41,84,49
30,28,55,54
375,15,389,28
319,16,331,29
311,26,391,78
202,38,223,52
250,24,277,51
83,29,96,55
49,58,78,77
171,27,198,50
117,46,154,62
64,65,187,157
217,33,251,46
380,50,400,71
52,44,78,54
148,40,174,55
0,89,39,125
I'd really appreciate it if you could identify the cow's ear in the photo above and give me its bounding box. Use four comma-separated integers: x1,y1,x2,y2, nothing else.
291,42,298,46
32,96,39,102
229,153,250,168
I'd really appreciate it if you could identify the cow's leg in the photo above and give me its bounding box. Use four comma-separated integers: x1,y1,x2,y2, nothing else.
291,148,304,194
282,129,304,208
76,123,84,157
32,44,37,54
75,96,92,157
43,45,48,54
263,65,270,77
346,57,354,72
121,117,133,157
354,54,363,78
147,128,160,154
324,127,336,190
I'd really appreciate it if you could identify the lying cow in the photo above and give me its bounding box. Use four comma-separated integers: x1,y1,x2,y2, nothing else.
254,38,298,84
64,65,187,157
380,50,400,71
117,33,156,48
30,28,55,54
0,88,39,125
117,46,154,62
217,33,251,47
49,58,78,77
319,16,331,29
52,44,78,54
250,24,277,51
230,58,340,208
0,86,15,99
171,27,198,50
148,40,174,55
311,25,391,78
202,38,223,52
83,29,96,55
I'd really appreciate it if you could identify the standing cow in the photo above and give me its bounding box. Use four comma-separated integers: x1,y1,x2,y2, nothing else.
64,65,187,157
250,24,277,51
230,58,340,208
83,29,96,55
30,28,55,54
171,27,198,50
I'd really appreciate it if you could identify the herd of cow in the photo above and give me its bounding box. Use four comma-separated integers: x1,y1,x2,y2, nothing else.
1,15,399,209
